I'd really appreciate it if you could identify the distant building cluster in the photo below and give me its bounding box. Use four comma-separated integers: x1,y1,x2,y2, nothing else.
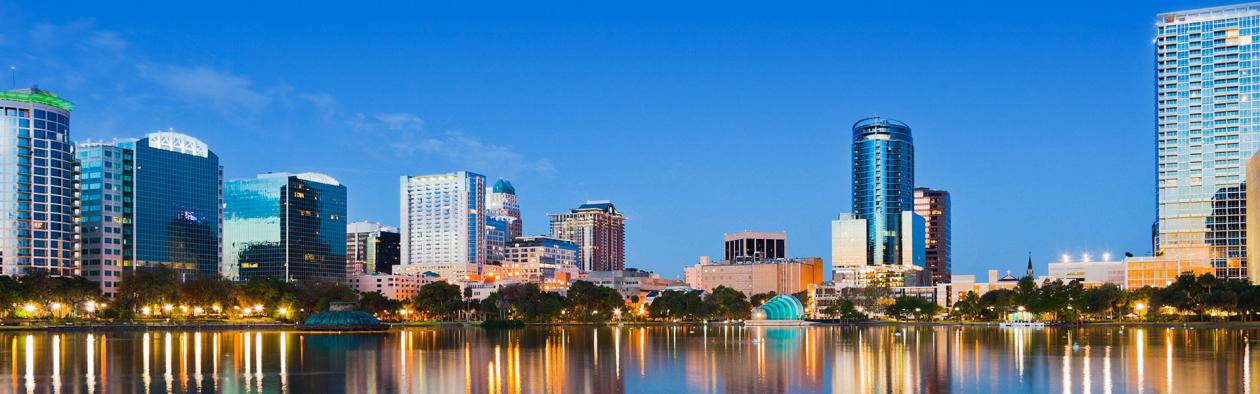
0,87,664,303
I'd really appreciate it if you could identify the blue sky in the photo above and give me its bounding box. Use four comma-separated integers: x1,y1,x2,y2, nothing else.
0,1,1228,279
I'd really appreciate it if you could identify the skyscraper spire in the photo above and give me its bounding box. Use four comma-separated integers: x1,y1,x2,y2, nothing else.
1026,252,1034,279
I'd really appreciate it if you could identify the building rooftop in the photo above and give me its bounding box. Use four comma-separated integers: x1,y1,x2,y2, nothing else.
492,178,516,195
0,87,74,111
576,200,619,214
1158,2,1260,24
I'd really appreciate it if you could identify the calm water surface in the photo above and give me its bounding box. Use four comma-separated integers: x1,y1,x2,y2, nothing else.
0,325,1254,393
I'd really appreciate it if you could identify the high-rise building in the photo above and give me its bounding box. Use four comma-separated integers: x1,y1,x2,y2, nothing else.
851,117,916,265
0,88,79,277
78,131,222,296
832,117,924,286
346,221,400,275
548,200,626,272
1155,4,1260,281
914,188,951,285
398,171,486,281
723,231,786,262
487,179,521,239
224,172,347,282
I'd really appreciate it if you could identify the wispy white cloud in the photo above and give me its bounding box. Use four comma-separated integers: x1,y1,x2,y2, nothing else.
137,64,270,109
375,112,424,131
85,31,128,52
5,13,554,176
392,128,554,176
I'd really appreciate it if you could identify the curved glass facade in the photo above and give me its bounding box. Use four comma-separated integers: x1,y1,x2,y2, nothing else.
852,117,914,266
753,295,804,320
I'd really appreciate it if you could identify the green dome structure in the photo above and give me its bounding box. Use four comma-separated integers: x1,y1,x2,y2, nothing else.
303,310,381,325
301,301,384,330
492,179,516,195
752,295,805,321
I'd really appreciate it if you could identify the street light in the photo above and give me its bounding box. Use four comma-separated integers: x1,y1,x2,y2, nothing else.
22,303,36,313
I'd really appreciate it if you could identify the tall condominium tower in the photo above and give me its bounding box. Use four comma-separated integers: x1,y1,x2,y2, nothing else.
487,179,522,239
1155,4,1260,281
398,171,486,280
851,117,916,265
78,131,222,296
723,231,786,262
548,200,626,272
914,188,951,285
224,172,347,282
346,221,400,275
831,117,923,287
0,88,79,277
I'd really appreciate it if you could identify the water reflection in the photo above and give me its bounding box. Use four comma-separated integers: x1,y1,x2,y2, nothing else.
0,326,1254,392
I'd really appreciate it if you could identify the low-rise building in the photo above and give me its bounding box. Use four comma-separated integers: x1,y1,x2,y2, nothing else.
934,270,1025,308
1047,257,1125,287
683,256,711,290
1123,255,1214,289
581,269,678,301
348,272,437,300
699,257,824,296
832,264,925,289
466,278,521,301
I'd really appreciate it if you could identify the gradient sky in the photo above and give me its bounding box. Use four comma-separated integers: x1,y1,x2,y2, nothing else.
0,0,1230,280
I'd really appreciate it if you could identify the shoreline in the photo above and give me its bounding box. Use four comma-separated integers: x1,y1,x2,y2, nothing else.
2,320,1260,332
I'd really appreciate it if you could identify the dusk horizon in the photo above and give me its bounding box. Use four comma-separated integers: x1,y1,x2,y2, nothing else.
3,1,1222,279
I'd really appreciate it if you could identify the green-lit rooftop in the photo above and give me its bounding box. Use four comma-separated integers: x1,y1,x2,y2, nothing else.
0,88,74,112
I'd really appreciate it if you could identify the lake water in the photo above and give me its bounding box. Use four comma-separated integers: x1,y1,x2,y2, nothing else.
0,325,1253,393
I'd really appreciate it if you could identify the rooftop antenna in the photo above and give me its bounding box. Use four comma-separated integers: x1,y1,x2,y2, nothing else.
8,66,14,89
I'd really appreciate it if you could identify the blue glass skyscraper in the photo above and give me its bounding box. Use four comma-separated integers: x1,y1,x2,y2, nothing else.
78,131,222,296
851,117,915,266
225,172,347,283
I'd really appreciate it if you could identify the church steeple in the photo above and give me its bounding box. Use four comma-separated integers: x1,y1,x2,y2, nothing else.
1026,252,1034,278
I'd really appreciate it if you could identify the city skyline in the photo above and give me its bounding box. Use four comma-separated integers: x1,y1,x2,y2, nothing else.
4,1,1224,279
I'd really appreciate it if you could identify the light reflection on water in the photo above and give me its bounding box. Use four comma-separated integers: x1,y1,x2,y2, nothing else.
0,326,1254,393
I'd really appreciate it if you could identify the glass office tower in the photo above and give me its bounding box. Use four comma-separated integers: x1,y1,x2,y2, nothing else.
852,117,915,266
1155,4,1260,280
0,88,79,277
131,132,222,280
224,172,347,282
78,131,221,295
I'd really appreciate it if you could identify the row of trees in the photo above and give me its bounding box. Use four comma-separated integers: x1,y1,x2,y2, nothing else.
0,268,368,321
408,281,627,323
945,273,1260,322
15,267,1258,325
